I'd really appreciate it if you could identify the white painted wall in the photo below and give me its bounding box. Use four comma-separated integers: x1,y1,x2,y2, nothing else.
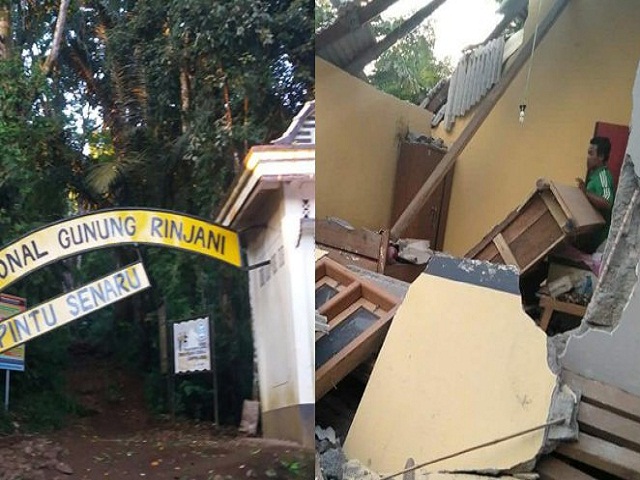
561,272,640,395
282,180,315,405
245,180,315,413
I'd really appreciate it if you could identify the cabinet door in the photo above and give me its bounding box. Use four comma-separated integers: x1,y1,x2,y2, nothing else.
390,142,453,250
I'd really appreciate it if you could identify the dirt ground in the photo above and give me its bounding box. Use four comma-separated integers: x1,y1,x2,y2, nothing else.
0,357,313,480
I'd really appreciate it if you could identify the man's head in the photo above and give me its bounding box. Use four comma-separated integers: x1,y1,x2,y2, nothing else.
587,136,611,171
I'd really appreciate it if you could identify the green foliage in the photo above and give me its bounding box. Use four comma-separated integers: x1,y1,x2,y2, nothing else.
0,0,310,431
315,0,336,32
367,18,451,104
0,57,76,242
314,1,449,104
280,459,302,476
7,330,87,432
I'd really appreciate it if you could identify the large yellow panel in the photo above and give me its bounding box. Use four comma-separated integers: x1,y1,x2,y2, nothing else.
344,270,556,474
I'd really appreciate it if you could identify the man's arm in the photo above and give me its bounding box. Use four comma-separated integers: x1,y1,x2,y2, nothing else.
576,178,612,214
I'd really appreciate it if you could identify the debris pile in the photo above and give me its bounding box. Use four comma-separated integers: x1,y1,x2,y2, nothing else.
0,437,72,480
316,426,346,480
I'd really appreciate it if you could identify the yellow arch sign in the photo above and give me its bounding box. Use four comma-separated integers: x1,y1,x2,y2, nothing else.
0,209,241,292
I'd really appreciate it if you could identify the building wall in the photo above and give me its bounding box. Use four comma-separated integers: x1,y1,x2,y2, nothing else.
438,0,640,256
316,57,433,230
245,183,314,447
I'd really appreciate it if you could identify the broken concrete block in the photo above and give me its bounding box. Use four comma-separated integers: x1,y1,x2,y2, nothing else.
321,448,347,480
560,266,640,395
344,256,558,474
396,239,432,264
316,425,338,446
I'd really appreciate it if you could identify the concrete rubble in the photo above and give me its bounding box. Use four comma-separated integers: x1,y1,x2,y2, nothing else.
316,425,346,480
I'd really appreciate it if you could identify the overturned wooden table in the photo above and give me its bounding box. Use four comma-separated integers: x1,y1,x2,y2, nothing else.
467,180,605,275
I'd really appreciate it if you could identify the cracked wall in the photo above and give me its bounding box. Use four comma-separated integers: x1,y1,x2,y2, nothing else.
558,59,640,393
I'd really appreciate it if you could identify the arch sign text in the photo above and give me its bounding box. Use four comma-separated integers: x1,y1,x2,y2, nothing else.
0,209,241,353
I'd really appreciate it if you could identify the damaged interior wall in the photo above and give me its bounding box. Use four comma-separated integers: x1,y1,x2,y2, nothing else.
344,256,559,475
437,0,640,256
557,59,640,394
316,58,433,231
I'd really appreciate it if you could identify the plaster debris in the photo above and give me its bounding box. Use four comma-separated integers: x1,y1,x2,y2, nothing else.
316,248,330,261
344,255,561,474
346,265,411,300
316,425,338,446
317,425,347,480
316,312,330,333
322,448,348,480
396,239,432,264
343,459,381,480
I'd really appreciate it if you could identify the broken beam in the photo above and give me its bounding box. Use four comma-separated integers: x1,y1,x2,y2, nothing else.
345,0,448,75
316,0,400,50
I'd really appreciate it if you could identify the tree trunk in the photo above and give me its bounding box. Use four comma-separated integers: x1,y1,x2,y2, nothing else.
179,67,191,133
0,4,10,60
42,0,71,74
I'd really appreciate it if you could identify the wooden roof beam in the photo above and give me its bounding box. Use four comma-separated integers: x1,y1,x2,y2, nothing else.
316,0,402,50
344,0,448,76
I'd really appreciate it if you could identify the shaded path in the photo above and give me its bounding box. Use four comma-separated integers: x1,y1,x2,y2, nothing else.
0,354,312,480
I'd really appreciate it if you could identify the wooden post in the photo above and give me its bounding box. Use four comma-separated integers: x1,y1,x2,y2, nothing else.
390,0,571,240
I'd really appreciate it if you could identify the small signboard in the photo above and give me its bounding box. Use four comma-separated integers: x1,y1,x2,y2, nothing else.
173,316,211,374
0,295,26,371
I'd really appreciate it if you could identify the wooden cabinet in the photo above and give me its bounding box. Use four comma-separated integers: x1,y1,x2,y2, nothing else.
389,142,453,250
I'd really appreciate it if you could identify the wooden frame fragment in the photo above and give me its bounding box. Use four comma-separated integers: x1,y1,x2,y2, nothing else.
315,257,400,400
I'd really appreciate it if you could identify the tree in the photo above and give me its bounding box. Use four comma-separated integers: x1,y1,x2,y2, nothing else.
0,0,314,428
315,0,450,104
315,0,336,32
368,18,451,104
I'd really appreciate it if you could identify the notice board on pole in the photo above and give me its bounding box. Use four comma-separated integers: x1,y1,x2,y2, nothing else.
0,294,27,371
173,316,211,374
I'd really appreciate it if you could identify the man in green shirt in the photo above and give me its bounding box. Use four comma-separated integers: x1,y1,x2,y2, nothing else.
576,136,615,252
